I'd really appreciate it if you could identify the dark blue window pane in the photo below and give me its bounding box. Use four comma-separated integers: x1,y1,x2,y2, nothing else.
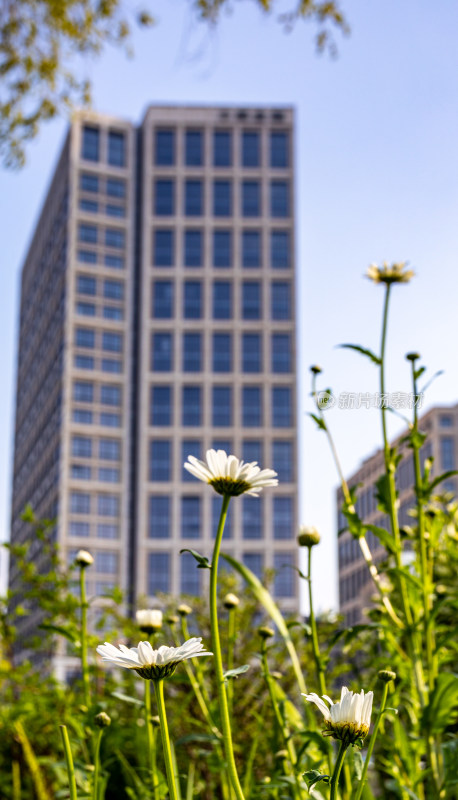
213,281,232,319
242,231,261,267
213,387,232,426
182,440,202,481
155,130,175,166
148,552,169,593
152,280,174,318
212,334,232,372
102,332,122,352
152,333,173,371
242,440,262,464
272,387,292,427
82,126,99,161
213,181,232,216
184,230,202,267
183,281,202,318
101,385,121,406
106,204,125,218
77,302,95,316
214,131,231,167
149,496,170,538
154,230,174,266
242,181,261,217
273,552,295,597
242,282,261,319
79,224,97,244
212,494,232,538
242,334,262,373
155,180,174,216
272,333,292,373
78,250,97,264
181,496,201,538
77,275,96,295
243,496,262,539
270,131,289,168
106,178,125,198
271,282,291,319
185,180,203,216
105,229,125,249
108,131,126,167
149,440,171,481
273,498,293,539
80,199,98,213
181,551,201,594
182,386,201,426
183,333,202,372
150,386,172,426
441,437,455,470
104,279,123,299
243,552,263,578
185,130,203,166
271,231,290,268
81,173,99,192
213,231,232,267
76,328,95,348
74,381,94,403
271,181,289,217
242,131,260,167
272,440,293,482
242,386,262,427
212,439,232,454
104,254,123,268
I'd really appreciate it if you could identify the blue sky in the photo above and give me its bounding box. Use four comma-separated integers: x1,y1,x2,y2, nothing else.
1,0,458,608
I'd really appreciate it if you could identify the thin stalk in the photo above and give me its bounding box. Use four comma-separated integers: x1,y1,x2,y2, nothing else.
226,607,236,718
60,725,78,800
12,761,21,800
307,546,326,698
180,617,212,707
211,494,246,800
92,729,103,800
154,680,179,800
329,741,348,800
145,680,159,799
354,683,389,800
186,762,195,800
79,567,90,708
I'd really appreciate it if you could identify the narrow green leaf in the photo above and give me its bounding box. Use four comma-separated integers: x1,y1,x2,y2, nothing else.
38,623,78,643
111,691,144,707
339,343,381,365
179,548,211,569
223,664,250,680
421,673,458,734
309,412,326,431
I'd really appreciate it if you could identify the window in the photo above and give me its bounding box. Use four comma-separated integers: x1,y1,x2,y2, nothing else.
271,231,290,268
104,254,124,268
242,281,261,319
151,386,172,426
152,333,173,371
101,385,121,406
100,412,120,426
149,496,170,538
271,181,289,217
270,131,289,168
104,280,123,300
182,440,202,480
185,130,203,166
180,551,201,595
213,281,232,319
69,521,90,537
213,334,232,373
242,386,262,427
72,436,92,458
102,332,122,353
213,230,232,267
78,250,97,264
243,496,262,538
76,302,95,316
183,333,202,372
82,126,99,161
103,306,123,321
272,440,293,482
106,204,125,218
148,553,169,594
98,494,119,516
99,439,120,460
272,387,292,427
155,179,174,216
184,230,202,267
153,280,174,318
440,415,453,427
96,551,118,574
76,328,95,349
242,131,260,167
181,496,201,538
105,229,125,249
106,178,126,198
75,355,94,369
155,129,175,166
213,386,232,426
154,230,174,266
273,552,295,597
108,131,125,167
212,439,232,453
81,173,99,192
213,181,232,216
79,224,97,244
150,440,171,481
272,333,292,373
183,281,202,318
242,334,262,372
243,553,263,579
182,386,201,426
242,231,261,267
102,358,122,373
80,199,98,213
214,130,232,167
71,492,90,514
243,440,262,464
185,180,203,216
74,381,94,403
77,275,96,295
212,495,232,538
99,467,120,482
271,282,291,319
441,437,455,470
73,409,93,424
97,523,119,539
242,181,261,217
273,498,293,539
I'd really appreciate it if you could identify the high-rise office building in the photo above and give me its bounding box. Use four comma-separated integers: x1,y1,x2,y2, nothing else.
337,403,457,624
9,106,298,677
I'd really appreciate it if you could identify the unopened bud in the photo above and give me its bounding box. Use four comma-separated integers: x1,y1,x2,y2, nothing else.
136,609,163,633
310,365,322,375
223,593,240,610
177,603,192,617
75,550,94,568
297,526,321,547
258,626,274,640
166,614,179,625
406,352,421,362
94,711,111,728
275,749,288,761
378,669,396,683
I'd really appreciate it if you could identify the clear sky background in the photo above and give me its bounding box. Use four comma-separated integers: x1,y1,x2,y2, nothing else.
1,0,458,609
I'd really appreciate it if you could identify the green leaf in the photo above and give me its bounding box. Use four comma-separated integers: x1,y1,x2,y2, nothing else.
421,673,458,734
223,664,250,680
303,770,330,789
442,738,458,786
375,473,393,515
38,623,78,643
365,524,397,554
309,412,326,431
351,747,364,780
339,343,381,365
179,549,211,569
111,691,144,707
426,470,458,496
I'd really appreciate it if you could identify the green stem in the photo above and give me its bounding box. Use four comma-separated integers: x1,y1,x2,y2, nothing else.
211,494,246,800
145,680,159,799
79,567,90,708
92,729,103,800
354,683,389,800
329,741,348,800
227,607,236,718
60,725,78,800
154,680,179,800
307,546,326,698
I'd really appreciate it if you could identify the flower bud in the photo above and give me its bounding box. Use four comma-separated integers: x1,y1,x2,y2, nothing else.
166,614,179,625
275,749,288,761
75,550,94,568
310,365,322,375
94,711,111,728
297,526,321,547
136,609,163,633
177,603,192,617
223,593,240,610
378,668,396,683
258,625,274,640
406,352,421,362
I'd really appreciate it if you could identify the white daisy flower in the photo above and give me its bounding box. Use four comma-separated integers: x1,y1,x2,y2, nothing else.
136,608,163,633
304,686,373,745
366,261,414,285
184,449,278,497
96,637,213,680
